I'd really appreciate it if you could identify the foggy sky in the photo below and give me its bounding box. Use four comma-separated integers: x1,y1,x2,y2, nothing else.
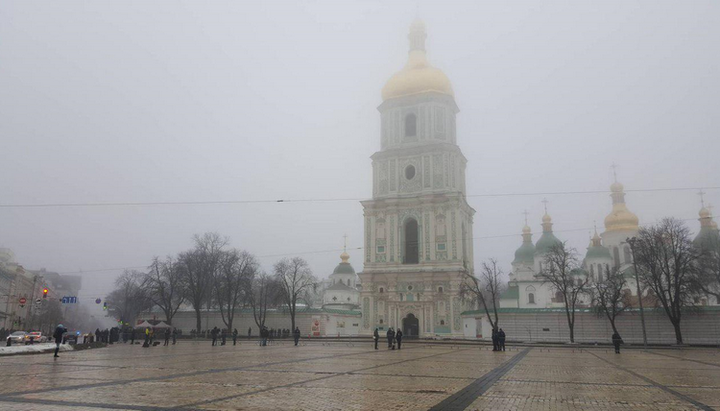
1,0,719,315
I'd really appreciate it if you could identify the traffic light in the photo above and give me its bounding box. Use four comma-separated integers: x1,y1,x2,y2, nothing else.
103,302,108,311
43,288,48,299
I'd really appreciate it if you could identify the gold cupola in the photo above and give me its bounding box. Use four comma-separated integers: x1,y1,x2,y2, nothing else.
604,180,640,232
381,20,454,101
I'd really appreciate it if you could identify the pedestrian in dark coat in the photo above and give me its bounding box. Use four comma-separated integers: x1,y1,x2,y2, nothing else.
373,328,379,350
221,329,227,346
211,327,219,346
396,329,403,350
248,327,252,338
172,328,177,345
390,328,396,350
386,328,393,349
491,328,498,351
261,327,268,346
130,329,136,345
53,324,67,358
612,332,623,354
164,328,170,346
498,328,506,351
293,327,301,346
232,329,238,346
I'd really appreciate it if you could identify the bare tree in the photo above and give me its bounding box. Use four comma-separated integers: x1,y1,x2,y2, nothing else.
177,233,228,333
146,256,186,325
249,272,281,330
214,249,257,331
590,265,631,337
105,270,151,326
695,233,720,303
460,259,504,332
633,218,700,344
274,257,317,331
539,243,589,343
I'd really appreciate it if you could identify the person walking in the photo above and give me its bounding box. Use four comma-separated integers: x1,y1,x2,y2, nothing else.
172,328,177,345
395,329,403,350
130,329,136,345
390,328,396,350
248,327,252,338
53,324,67,358
221,329,227,346
612,331,623,354
163,328,170,346
386,328,393,349
498,328,506,352
373,328,379,350
232,329,238,346
491,328,498,351
211,327,219,346
293,327,301,346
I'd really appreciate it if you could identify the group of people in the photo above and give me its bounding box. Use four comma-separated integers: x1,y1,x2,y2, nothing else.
491,328,507,351
373,327,403,350
260,326,301,346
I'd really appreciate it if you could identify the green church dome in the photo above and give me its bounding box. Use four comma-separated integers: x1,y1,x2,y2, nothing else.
585,244,612,260
333,262,355,275
535,232,561,255
513,242,535,264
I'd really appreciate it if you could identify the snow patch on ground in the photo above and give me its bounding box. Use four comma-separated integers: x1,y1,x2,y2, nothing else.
0,343,74,356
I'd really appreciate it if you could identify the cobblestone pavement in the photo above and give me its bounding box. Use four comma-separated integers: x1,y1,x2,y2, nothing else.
0,341,719,410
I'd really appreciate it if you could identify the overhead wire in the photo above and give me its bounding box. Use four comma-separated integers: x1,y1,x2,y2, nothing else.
0,186,718,208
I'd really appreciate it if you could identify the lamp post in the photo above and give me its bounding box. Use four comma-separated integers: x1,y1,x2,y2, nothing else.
627,237,648,348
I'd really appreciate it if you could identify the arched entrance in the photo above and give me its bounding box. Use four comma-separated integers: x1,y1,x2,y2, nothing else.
402,313,419,337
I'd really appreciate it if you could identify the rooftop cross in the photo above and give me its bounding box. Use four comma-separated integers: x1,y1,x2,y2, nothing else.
542,198,549,214
698,189,706,208
343,233,348,253
523,210,529,225
611,163,619,183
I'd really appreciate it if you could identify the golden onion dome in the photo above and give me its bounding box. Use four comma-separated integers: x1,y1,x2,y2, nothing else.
381,20,454,101
604,181,639,232
699,207,711,219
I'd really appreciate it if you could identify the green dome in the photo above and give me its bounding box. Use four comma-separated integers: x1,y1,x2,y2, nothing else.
333,262,355,275
585,244,611,260
513,242,535,264
694,227,720,250
535,232,561,255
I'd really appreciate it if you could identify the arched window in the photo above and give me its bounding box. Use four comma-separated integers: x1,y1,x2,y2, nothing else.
528,293,535,304
623,246,632,264
405,113,417,137
379,287,384,294
440,320,445,326
525,286,536,304
438,286,444,293
613,247,621,268
403,218,419,264
590,264,595,280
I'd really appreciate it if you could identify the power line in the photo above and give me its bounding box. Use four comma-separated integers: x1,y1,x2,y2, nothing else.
0,186,718,209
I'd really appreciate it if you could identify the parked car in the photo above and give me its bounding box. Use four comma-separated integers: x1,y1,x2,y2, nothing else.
25,331,48,343
6,331,28,345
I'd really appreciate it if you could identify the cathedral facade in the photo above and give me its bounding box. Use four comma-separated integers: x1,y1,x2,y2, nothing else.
357,20,474,338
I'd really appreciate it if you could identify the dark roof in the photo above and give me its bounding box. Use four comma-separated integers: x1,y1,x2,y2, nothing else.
333,262,356,275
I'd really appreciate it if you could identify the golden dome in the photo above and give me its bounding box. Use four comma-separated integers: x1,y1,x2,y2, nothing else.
522,224,532,234
604,181,639,232
542,213,552,224
381,20,454,101
699,207,711,219
340,251,350,263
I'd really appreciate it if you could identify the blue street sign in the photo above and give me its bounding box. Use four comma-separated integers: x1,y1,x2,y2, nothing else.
61,296,78,304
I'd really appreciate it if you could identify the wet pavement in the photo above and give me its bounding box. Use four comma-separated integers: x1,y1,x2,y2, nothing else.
0,340,718,410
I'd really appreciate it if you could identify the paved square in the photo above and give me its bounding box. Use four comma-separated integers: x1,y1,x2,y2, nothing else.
0,341,719,410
